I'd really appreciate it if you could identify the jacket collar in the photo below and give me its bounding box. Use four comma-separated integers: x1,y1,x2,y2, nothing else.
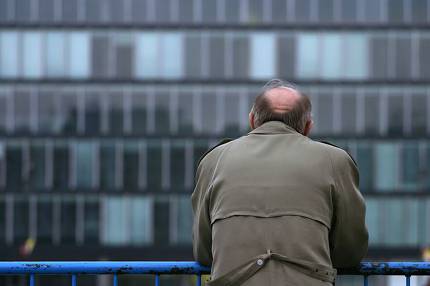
248,121,300,135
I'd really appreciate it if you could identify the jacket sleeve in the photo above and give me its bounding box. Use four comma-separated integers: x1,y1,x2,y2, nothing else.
329,150,369,268
191,159,213,266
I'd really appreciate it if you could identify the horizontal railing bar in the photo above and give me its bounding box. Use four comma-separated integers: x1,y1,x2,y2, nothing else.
0,262,429,276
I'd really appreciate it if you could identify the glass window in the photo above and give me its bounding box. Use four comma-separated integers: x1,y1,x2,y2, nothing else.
233,36,249,79
296,33,319,78
202,0,217,23
131,91,148,134
46,32,66,77
201,91,218,135
0,142,6,188
340,91,356,134
318,0,334,22
343,34,369,79
370,36,389,79
364,0,381,22
209,35,225,78
387,0,404,22
100,143,116,189
411,0,427,23
250,33,275,79
248,0,264,23
92,34,110,78
130,197,152,245
0,1,7,22
387,94,404,136
61,197,76,244
364,92,380,135
85,0,103,22
147,142,162,191
0,90,8,133
75,142,94,188
108,91,124,135
135,33,158,78
62,0,78,22
341,0,357,21
155,0,171,22
84,91,101,134
58,91,78,134
277,35,295,78
109,0,125,23
37,197,52,243
22,32,42,78
411,91,427,134
161,33,183,78
419,36,430,80
14,90,31,132
0,32,19,77
179,0,194,22
6,143,22,191
131,0,148,23
154,198,169,245
315,92,333,134
176,197,192,243
272,0,287,23
365,199,381,244
401,143,420,191
224,93,241,135
38,91,57,134
375,143,399,191
154,91,171,134
29,144,46,190
53,143,69,190
38,0,55,22
69,32,90,78
185,35,202,78
295,0,311,22
225,0,240,23
14,198,29,242
321,34,342,79
102,197,128,245
177,91,194,135
0,199,4,243
84,198,99,243
170,142,185,191
356,144,374,192
395,38,412,79
114,35,134,78
123,142,139,190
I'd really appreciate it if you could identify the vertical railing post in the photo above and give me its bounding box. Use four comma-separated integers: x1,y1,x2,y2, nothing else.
363,275,368,286
196,274,202,286
113,274,118,286
155,274,160,286
405,275,411,286
29,274,35,286
71,274,77,286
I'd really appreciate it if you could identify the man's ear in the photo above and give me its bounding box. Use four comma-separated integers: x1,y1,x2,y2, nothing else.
249,112,255,130
303,120,313,136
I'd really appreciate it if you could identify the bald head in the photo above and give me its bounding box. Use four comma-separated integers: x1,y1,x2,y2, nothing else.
249,80,313,135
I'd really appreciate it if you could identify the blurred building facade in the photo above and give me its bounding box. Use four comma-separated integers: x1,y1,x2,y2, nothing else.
0,0,430,284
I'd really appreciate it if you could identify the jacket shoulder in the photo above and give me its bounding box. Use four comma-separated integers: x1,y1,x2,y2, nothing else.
198,138,233,167
317,140,357,166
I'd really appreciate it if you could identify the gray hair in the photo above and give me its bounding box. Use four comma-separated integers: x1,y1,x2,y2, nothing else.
251,79,312,133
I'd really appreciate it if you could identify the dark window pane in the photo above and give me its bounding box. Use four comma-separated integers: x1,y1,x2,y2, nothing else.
224,93,241,136
370,36,388,79
319,0,334,22
272,0,287,23
0,1,7,22
185,36,202,78
419,37,430,80
155,0,171,22
170,142,185,191
85,92,101,134
131,0,149,23
62,0,78,22
233,36,249,79
86,0,103,22
364,92,380,135
209,36,225,78
387,95,403,135
100,144,116,189
84,199,99,243
75,143,94,188
14,90,31,133
341,0,357,22
6,144,22,191
132,91,149,134
364,0,381,22
277,36,296,78
356,144,374,192
14,199,28,242
154,91,170,135
411,92,427,134
201,91,218,135
58,92,78,134
109,0,125,22
0,91,8,133
411,0,427,23
147,142,162,191
202,0,217,23
29,144,46,190
402,144,420,190
295,0,311,22
123,143,139,190
248,0,264,23
178,91,194,135
154,199,169,245
225,0,240,23
53,144,69,189
92,35,110,78
177,197,192,243
0,200,4,243
15,0,31,22
61,198,76,244
179,0,194,22
193,140,208,173
114,36,134,78
387,0,404,22
38,91,57,134
395,38,412,79
109,92,124,135
316,93,333,134
341,92,356,134
37,198,52,243
38,0,55,22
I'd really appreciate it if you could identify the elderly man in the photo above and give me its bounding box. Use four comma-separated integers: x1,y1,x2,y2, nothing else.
191,80,368,286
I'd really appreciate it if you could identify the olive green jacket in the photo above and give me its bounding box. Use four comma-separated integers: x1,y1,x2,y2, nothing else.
192,121,368,286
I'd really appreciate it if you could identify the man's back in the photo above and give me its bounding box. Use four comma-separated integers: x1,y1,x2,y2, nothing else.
192,121,368,286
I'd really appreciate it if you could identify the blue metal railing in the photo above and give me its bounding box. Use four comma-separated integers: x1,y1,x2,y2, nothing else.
0,261,429,285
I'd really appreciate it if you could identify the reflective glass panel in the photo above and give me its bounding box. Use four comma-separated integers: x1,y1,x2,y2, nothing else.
84,198,99,243
375,143,399,191
69,32,90,78
130,197,152,244
296,33,319,78
53,143,69,190
100,143,116,189
6,143,22,191
250,33,275,79
135,33,158,78
0,32,19,77
22,32,43,78
14,198,29,242
29,144,46,189
123,142,139,190
37,197,53,243
46,32,66,77
61,197,76,244
75,142,94,188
